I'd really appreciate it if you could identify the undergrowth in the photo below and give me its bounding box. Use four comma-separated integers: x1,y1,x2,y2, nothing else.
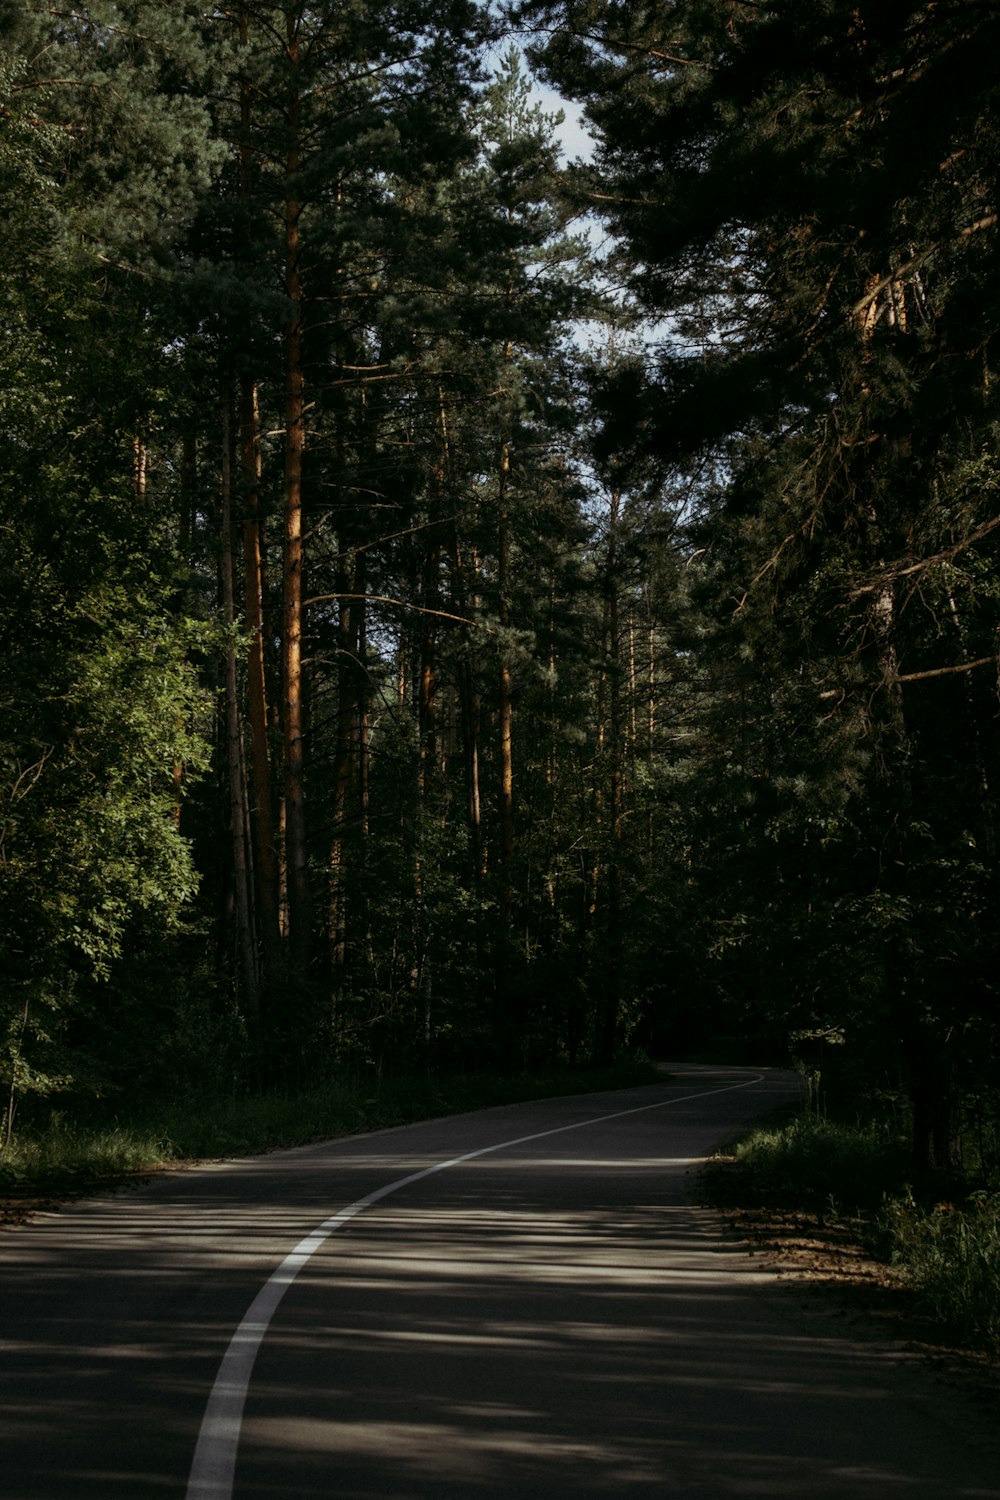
706,1107,1000,1354
727,1113,908,1214
0,1058,660,1194
879,1189,1000,1349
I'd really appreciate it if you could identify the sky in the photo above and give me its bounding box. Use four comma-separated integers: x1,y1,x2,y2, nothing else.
534,81,595,163
481,18,597,165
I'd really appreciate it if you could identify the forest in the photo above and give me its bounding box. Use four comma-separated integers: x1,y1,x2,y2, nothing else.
1,0,998,1191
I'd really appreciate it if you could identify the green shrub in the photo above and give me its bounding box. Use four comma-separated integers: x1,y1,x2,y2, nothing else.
730,1112,907,1213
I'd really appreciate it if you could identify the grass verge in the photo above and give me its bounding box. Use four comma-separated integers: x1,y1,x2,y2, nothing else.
879,1189,1000,1350
701,1107,1000,1357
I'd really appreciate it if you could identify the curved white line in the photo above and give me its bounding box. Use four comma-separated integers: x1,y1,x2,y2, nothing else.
186,1069,766,1499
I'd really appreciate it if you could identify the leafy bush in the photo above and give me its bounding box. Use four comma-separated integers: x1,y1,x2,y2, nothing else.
729,1112,907,1214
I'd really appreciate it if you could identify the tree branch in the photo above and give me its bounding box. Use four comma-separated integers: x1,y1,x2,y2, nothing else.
304,592,478,626
849,515,1000,595
891,655,998,684
851,215,998,323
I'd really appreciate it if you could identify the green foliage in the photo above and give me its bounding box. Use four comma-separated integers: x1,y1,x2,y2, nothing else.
708,1099,1000,1352
518,0,1000,1156
3,0,998,1161
0,4,223,1128
728,1112,909,1215
879,1191,1000,1350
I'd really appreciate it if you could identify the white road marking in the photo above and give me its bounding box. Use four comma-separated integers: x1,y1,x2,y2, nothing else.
186,1069,767,1499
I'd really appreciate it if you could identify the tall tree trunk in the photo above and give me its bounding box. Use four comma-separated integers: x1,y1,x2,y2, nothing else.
419,546,438,799
870,572,947,1170
587,492,626,1068
497,438,514,899
596,492,623,1065
459,658,483,878
132,432,148,500
282,13,311,974
645,602,656,872
449,519,484,886
221,401,260,1034
179,432,197,551
239,376,282,976
449,524,487,1028
330,550,364,1006
235,3,281,978
414,418,446,1040
578,606,607,1061
495,430,517,1063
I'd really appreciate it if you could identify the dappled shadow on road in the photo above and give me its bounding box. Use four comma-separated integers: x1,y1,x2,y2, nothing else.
6,1073,996,1499
235,1161,1000,1500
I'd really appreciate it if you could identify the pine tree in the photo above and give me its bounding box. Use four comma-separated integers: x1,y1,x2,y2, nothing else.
517,0,1000,1147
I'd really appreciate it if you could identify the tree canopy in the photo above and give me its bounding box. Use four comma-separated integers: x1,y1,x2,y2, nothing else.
2,0,999,1167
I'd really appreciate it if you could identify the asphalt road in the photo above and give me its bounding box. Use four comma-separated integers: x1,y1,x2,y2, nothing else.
3,1064,999,1500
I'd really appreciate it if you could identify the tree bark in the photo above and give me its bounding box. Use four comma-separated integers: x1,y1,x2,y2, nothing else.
330,549,364,1005
239,376,282,975
281,10,311,974
498,439,514,909
596,491,623,1066
449,517,484,886
235,3,282,978
495,430,517,1063
221,401,260,1031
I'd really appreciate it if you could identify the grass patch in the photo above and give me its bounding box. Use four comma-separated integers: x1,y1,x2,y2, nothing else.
723,1111,909,1216
0,1057,661,1199
0,1121,170,1189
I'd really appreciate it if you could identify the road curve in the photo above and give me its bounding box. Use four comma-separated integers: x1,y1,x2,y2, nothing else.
2,1064,998,1499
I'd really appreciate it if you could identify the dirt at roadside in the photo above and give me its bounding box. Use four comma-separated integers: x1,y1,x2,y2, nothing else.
699,1151,1000,1419
0,1164,180,1229
1,1192,66,1227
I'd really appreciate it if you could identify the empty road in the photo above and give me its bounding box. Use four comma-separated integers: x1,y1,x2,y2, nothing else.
3,1065,998,1499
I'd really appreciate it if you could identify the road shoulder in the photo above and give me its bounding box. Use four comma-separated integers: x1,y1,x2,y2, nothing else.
698,1149,1000,1424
